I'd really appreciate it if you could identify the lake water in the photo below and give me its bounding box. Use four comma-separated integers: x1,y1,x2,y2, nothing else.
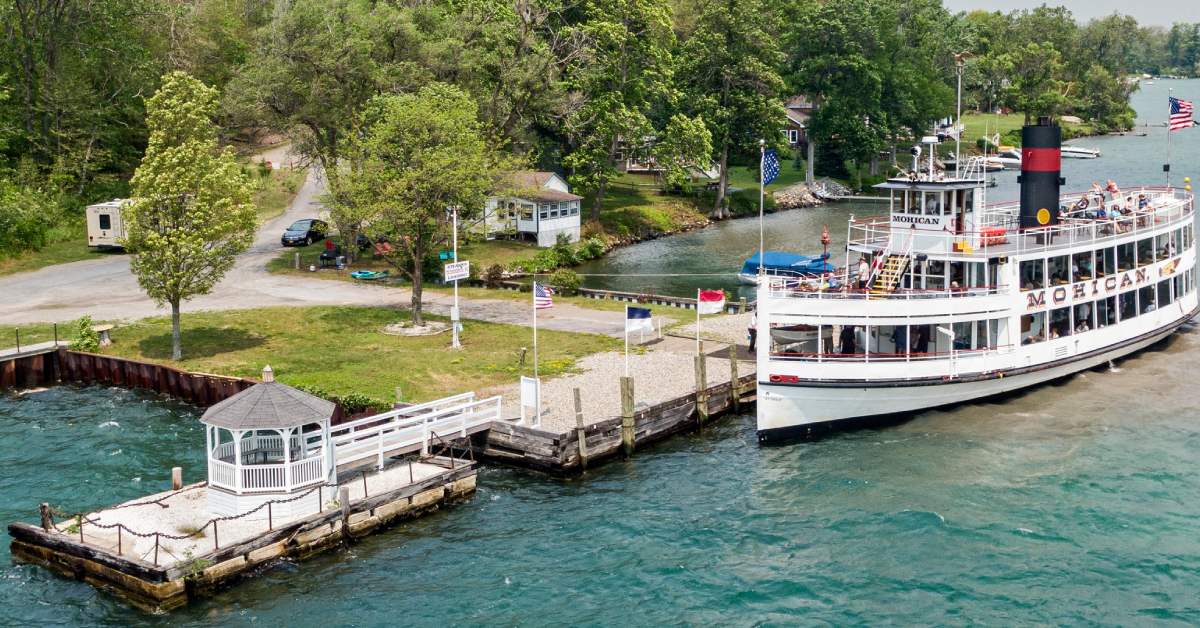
579,79,1200,299
4,82,1200,625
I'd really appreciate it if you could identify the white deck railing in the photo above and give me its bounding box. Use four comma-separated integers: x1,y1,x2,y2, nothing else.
330,393,504,471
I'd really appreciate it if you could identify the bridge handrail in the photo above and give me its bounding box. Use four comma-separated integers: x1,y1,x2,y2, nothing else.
330,395,504,470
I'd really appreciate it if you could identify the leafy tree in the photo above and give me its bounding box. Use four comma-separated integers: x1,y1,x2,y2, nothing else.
652,113,713,189
342,83,498,325
124,71,255,360
677,0,784,218
1001,42,1067,124
563,0,675,221
1078,64,1135,133
0,175,56,256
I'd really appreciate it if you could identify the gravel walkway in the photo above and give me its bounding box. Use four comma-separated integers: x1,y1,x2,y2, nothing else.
674,312,754,346
492,335,755,433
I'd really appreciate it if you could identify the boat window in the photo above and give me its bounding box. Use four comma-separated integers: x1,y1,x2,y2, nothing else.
1047,255,1070,286
1174,275,1184,301
98,214,111,230
1136,238,1154,267
1073,302,1093,333
952,321,972,350
1021,312,1046,345
1116,242,1135,271
967,262,987,288
926,260,946,290
1049,307,1071,339
1156,232,1176,260
949,262,965,290
1097,248,1115,277
923,192,940,215
1097,296,1117,328
1158,279,1173,307
1119,290,1138,320
1139,285,1157,313
1072,252,1093,282
1019,259,1044,291
903,191,919,214
909,325,932,356
869,325,905,358
769,323,823,356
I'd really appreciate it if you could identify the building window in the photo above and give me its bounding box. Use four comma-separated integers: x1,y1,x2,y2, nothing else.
787,129,798,144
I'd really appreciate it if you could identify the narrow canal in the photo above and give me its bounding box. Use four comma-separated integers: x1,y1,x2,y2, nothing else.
578,79,1200,298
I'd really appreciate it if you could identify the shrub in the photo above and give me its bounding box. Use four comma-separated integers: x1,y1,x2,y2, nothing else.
549,268,582,295
69,315,100,352
293,383,388,413
482,264,506,287
577,236,605,260
551,233,577,266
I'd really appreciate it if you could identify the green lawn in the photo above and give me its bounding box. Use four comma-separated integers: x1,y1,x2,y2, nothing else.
82,305,618,404
598,174,709,238
0,321,67,350
961,113,1094,150
0,225,110,277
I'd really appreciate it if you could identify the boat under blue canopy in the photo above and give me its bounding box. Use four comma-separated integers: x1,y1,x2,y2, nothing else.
740,251,834,276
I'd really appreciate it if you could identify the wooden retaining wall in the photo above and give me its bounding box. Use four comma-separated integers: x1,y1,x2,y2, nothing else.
9,461,477,612
480,372,757,472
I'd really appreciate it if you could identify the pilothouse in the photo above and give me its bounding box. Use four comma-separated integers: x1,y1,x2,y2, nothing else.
755,118,1198,442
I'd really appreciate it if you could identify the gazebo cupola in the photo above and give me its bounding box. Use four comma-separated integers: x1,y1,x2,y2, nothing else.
201,366,336,519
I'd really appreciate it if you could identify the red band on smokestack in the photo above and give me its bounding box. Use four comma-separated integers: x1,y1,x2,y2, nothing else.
1022,147,1060,173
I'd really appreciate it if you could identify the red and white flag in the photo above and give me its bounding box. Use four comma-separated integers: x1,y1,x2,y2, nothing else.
697,289,726,315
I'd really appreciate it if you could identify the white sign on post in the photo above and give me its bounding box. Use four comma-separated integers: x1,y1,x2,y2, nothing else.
444,260,470,282
520,376,540,427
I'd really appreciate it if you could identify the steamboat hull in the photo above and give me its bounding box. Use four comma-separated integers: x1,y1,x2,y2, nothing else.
756,306,1196,443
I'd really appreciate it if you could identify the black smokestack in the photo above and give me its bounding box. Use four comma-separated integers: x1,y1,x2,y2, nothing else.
1017,117,1064,229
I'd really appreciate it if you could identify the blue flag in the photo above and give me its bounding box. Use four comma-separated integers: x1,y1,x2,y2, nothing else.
763,148,780,185
625,306,654,334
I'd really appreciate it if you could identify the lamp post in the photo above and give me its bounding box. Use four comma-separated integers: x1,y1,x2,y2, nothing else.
450,206,461,349
953,52,972,179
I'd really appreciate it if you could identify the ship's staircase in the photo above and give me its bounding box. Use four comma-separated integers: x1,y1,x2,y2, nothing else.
869,232,915,295
871,255,910,294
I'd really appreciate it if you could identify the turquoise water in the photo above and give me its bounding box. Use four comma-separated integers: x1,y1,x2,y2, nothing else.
6,346,1200,626
579,79,1200,298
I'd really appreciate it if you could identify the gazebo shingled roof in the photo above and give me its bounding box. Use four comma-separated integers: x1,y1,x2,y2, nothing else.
201,377,335,430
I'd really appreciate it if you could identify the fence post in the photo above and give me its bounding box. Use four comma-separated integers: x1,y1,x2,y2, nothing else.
117,526,122,555
14,329,20,353
38,503,53,531
213,521,219,550
171,466,182,490
77,514,83,543
573,388,588,471
620,377,635,458
268,502,273,531
154,533,160,566
695,355,709,425
294,252,300,270
729,344,740,413
739,297,748,313
377,430,384,470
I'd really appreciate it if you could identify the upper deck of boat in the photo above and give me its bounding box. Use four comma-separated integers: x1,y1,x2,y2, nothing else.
849,186,1194,260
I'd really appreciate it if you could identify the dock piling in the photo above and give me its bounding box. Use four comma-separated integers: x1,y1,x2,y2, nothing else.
729,345,740,413
171,467,182,490
620,377,635,458
338,486,351,538
573,388,588,470
694,356,709,425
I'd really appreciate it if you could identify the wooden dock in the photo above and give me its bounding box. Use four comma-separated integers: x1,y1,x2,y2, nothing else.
9,456,477,612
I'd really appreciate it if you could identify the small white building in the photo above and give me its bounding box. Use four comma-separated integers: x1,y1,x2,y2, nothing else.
201,366,335,521
480,171,582,247
85,199,129,249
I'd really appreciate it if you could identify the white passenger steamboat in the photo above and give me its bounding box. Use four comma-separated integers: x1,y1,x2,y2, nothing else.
755,119,1197,442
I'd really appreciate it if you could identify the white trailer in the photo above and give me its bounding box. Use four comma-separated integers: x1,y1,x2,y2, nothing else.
85,199,128,249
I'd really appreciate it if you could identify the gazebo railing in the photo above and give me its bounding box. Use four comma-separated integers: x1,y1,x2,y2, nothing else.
209,456,325,494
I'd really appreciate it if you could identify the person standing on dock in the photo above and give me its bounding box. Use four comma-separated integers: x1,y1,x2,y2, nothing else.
748,310,758,351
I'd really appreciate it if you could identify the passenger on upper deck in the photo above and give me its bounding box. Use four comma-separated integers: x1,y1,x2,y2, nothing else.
857,257,869,291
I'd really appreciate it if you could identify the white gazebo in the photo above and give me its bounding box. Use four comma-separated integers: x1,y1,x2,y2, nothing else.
201,366,336,520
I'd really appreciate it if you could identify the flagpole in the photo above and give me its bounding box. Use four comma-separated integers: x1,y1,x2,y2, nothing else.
758,139,765,276
533,282,539,379
695,288,701,356
1166,88,1173,188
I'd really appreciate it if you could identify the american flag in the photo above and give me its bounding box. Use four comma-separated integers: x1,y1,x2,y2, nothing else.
534,282,554,309
762,148,780,185
1169,96,1195,132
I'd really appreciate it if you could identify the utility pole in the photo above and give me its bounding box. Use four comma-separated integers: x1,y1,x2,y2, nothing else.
451,206,461,349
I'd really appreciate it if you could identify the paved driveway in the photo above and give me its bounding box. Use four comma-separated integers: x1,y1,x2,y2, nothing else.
0,170,626,336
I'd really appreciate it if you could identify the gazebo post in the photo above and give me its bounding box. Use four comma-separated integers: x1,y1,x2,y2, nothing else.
233,429,243,494
323,420,334,482
282,427,292,491
205,425,212,487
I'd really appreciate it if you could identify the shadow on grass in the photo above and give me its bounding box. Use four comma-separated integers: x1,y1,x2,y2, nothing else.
137,327,268,360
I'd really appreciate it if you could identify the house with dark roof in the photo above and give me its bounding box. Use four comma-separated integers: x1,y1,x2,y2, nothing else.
479,171,582,247
784,95,815,148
